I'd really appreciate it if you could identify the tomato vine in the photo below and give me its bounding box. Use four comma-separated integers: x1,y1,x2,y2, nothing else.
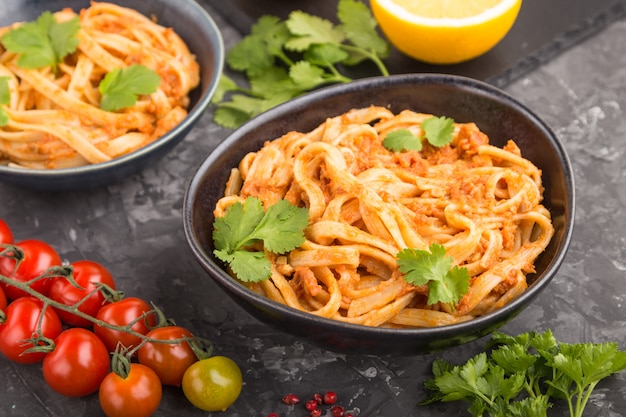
0,219,242,415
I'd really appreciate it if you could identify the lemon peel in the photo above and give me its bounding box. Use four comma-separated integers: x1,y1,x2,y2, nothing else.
371,0,522,64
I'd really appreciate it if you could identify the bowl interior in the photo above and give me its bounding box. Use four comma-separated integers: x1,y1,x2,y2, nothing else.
184,74,575,355
0,0,224,190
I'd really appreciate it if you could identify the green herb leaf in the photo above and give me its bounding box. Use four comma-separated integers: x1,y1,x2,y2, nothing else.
1,11,80,72
226,35,269,76
99,64,161,112
382,129,422,152
303,43,349,68
285,11,345,52
422,329,626,417
422,116,455,147
212,197,309,282
0,76,11,127
337,0,389,59
213,0,390,128
289,61,327,90
397,242,470,306
383,116,456,153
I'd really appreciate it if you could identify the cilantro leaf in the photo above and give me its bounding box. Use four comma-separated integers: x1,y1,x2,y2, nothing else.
213,0,390,128
289,61,327,90
213,197,265,253
213,197,309,282
253,200,310,253
383,116,456,153
422,116,455,147
229,250,271,283
285,11,345,52
397,243,469,306
99,64,161,112
251,15,292,59
382,129,422,152
227,30,276,77
337,0,389,58
211,74,241,104
0,76,11,127
303,43,349,68
1,11,79,72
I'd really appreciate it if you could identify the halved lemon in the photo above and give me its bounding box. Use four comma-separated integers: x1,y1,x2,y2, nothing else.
370,0,522,64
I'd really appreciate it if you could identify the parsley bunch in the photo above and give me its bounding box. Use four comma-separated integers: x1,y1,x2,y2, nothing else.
212,0,390,128
422,329,626,417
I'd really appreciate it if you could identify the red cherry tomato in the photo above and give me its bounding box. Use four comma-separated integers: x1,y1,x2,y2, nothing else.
0,286,6,312
0,239,62,300
94,297,156,354
48,260,116,327
0,219,13,244
0,296,62,364
99,363,162,417
43,328,110,397
137,325,198,386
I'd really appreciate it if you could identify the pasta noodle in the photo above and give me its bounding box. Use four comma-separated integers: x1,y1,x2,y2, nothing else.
0,2,200,169
215,106,555,328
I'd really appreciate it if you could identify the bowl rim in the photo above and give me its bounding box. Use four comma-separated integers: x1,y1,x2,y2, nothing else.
183,73,576,339
0,0,224,179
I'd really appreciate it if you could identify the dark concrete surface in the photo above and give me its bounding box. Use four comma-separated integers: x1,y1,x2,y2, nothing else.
1,1,625,416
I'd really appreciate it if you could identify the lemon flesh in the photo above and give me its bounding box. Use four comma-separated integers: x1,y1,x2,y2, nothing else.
371,0,523,64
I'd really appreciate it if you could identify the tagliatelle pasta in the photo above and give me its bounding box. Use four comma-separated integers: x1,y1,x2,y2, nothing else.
0,2,199,169
214,106,555,328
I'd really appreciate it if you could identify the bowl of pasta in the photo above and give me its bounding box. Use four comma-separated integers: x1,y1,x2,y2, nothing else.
183,73,575,355
0,0,223,190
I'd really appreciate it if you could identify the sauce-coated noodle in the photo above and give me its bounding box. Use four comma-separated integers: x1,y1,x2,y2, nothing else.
0,2,199,169
214,106,554,328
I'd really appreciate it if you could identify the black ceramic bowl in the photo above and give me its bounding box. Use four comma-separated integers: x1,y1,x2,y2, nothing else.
0,0,223,191
183,74,575,356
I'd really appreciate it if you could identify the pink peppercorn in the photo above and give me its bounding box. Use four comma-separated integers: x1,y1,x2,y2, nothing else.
281,393,300,405
323,391,338,405
331,405,345,417
305,399,318,411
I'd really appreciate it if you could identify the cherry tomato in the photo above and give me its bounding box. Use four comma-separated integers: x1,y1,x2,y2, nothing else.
0,219,13,244
137,325,197,386
182,356,243,412
0,286,6,312
0,239,62,300
0,296,62,364
43,328,110,397
94,297,156,354
99,363,162,417
48,260,116,327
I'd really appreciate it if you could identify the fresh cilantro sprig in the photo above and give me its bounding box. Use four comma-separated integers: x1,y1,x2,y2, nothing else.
397,242,470,307
213,197,309,282
382,116,455,152
1,11,80,73
99,64,161,112
422,329,626,417
0,77,11,127
213,0,390,128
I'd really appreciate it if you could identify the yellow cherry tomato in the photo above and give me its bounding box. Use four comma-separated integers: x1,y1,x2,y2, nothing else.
182,355,243,412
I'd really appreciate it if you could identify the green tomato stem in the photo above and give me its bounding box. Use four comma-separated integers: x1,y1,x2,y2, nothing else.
0,254,203,353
